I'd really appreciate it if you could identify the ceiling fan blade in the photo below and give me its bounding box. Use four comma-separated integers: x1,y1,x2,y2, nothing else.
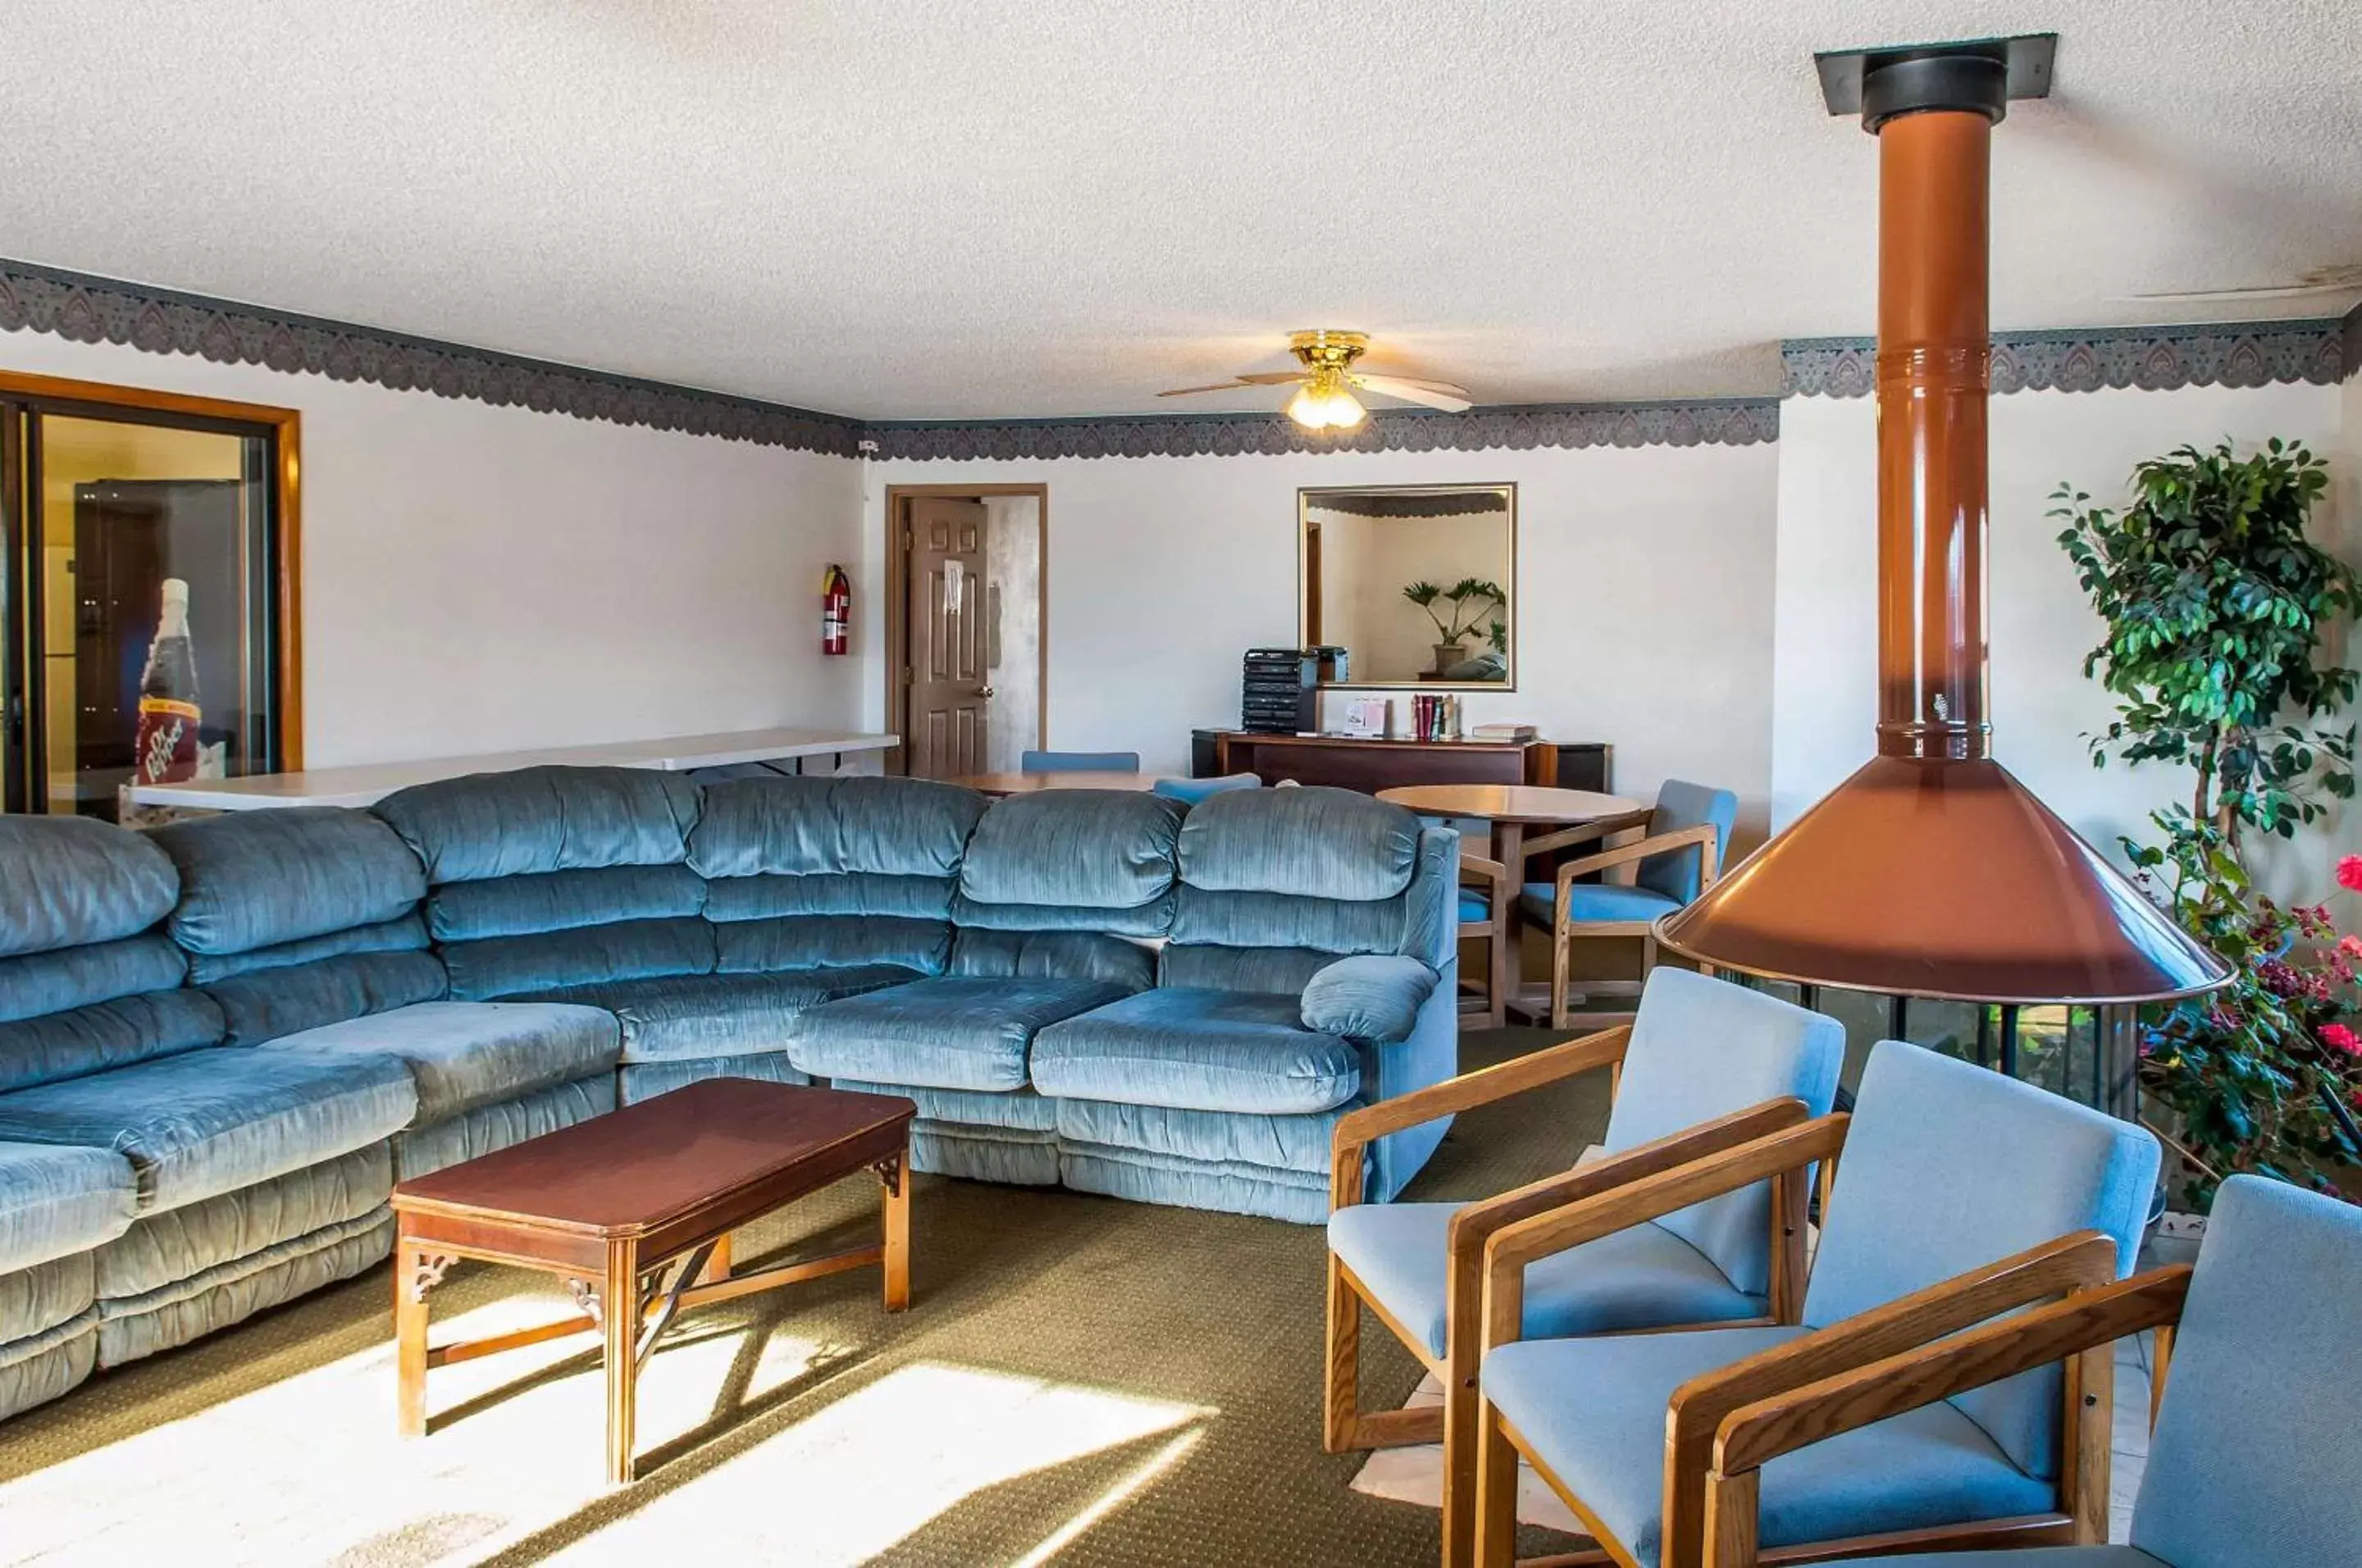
1357,373,1470,394
1155,371,1306,398
1350,374,1473,413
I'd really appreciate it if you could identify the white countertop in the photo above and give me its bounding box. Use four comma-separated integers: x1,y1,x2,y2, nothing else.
125,727,900,810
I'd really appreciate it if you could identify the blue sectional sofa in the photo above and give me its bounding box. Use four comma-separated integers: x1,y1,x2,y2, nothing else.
0,765,1457,1422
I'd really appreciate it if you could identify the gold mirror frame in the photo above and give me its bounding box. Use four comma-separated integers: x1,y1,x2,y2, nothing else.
1296,482,1517,691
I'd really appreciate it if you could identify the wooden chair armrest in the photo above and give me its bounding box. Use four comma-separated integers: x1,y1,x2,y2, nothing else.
1711,1265,2193,1478
1329,1026,1632,1209
1554,824,1718,896
1658,1227,2123,1567
1459,852,1509,888
1521,810,1654,862
1447,1098,1813,1260
1478,1114,1850,1352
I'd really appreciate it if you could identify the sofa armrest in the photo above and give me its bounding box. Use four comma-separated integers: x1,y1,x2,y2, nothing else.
1301,954,1438,1044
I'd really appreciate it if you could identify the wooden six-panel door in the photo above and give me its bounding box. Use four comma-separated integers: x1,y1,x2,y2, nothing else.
903,497,989,778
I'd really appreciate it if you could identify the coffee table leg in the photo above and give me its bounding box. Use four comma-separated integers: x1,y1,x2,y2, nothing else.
394,1237,448,1438
878,1154,910,1312
604,1238,640,1484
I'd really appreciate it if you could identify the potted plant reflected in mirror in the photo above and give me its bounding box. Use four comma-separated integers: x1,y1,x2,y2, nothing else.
1402,577,1507,679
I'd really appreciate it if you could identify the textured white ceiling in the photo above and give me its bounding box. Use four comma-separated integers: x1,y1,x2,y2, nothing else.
0,2,2355,418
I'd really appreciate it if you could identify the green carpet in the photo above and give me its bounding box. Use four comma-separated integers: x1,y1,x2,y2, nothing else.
0,1028,1608,1566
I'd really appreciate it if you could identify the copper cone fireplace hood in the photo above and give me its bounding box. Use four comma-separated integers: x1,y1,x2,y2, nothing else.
1655,39,2230,1005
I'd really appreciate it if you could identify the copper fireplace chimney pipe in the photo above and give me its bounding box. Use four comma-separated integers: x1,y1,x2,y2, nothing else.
1656,39,2228,1005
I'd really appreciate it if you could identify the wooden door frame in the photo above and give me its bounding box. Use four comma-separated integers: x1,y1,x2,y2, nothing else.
881,483,1048,777
0,367,304,773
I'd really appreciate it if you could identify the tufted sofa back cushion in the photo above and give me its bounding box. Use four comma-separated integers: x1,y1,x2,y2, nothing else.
689,775,983,975
953,791,1183,937
148,807,443,1045
1163,789,1443,987
374,767,712,1002
0,816,225,1092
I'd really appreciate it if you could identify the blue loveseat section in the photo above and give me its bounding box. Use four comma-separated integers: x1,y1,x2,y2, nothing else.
0,765,1461,1424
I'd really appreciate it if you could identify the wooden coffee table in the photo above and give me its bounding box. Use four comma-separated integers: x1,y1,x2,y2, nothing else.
390,1078,917,1483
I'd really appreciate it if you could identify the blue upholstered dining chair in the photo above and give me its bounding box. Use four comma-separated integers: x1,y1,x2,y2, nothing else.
1520,778,1737,1028
1325,968,1844,1568
1151,773,1261,803
1469,1040,2161,1568
1019,749,1140,773
1695,1173,2362,1568
1415,813,1515,1028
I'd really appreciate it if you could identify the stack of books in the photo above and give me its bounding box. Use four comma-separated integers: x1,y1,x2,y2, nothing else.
1470,721,1539,743
1411,694,1463,741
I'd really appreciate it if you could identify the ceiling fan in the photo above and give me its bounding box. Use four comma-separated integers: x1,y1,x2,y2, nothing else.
1157,330,1472,430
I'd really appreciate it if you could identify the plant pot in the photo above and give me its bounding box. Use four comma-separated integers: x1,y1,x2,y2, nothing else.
1431,641,1467,670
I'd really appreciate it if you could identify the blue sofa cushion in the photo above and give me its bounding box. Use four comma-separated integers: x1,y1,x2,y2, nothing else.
791,976,1133,1092
258,1001,621,1123
1300,955,1437,1042
184,914,430,986
0,1046,417,1212
205,950,449,1046
832,1078,1060,1134
1515,882,1683,928
0,815,178,959
688,775,983,878
1170,886,1410,955
1330,1201,1762,1361
704,871,955,923
1031,988,1361,1114
948,889,1177,938
1056,1096,1349,1175
1176,786,1419,900
150,808,426,956
1158,944,1334,996
0,933,186,1023
440,917,716,1001
92,1142,390,1301
958,791,1183,912
714,915,951,977
1482,1325,2054,1568
1807,1042,2159,1481
0,988,227,1094
948,928,1155,991
1840,1552,2160,1567
0,1142,137,1274
426,864,708,941
523,967,917,1062
373,765,700,884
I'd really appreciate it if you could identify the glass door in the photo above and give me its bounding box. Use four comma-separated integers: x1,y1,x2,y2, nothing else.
1,394,284,820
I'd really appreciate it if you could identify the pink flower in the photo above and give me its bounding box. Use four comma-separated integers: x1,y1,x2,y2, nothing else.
2342,935,2362,960
2340,855,2362,894
2323,1023,2362,1055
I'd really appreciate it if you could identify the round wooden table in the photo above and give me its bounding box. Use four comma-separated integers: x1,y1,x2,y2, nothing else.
1378,784,1648,1026
942,770,1156,795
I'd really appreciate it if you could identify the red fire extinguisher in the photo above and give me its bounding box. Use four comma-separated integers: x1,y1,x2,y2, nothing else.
822,563,850,656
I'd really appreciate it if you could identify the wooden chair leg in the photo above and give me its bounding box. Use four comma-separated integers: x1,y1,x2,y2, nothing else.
1487,921,1509,1030
1550,930,1571,1031
1324,1255,1362,1452
1442,1335,1485,1568
1473,1399,1520,1568
2064,1338,2114,1545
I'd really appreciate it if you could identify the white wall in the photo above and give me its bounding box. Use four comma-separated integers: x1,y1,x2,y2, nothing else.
862,442,1783,837
1,330,864,768
1771,380,2351,900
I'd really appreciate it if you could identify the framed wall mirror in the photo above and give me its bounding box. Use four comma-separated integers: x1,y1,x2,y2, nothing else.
1297,483,1516,689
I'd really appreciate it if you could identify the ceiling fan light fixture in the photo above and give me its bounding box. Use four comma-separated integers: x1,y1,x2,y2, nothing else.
1285,371,1366,431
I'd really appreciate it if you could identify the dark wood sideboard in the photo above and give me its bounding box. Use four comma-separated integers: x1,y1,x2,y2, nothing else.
1192,730,1610,794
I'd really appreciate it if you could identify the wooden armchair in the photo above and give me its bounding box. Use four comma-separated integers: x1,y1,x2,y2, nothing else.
1457,849,1514,1028
1326,970,1844,1568
1467,1041,2162,1568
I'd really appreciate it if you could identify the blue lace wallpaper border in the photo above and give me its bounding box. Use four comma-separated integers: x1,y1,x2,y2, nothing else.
1781,315,2351,398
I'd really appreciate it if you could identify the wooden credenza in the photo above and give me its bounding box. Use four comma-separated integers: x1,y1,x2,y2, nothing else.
1193,731,1610,794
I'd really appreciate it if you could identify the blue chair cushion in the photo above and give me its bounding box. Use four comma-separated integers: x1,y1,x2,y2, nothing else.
1329,1202,1762,1360
149,808,426,956
0,1142,137,1274
1031,987,1360,1114
2131,1174,2362,1568
0,815,178,959
1840,1553,2164,1567
1151,773,1261,804
1457,889,1492,923
1299,955,1438,1042
791,976,1132,1092
1177,786,1419,900
1516,882,1682,928
373,765,700,883
1481,1326,2054,1568
523,967,919,1063
0,1046,417,1213
258,1001,621,1122
1020,750,1138,773
1808,1043,2159,1481
1635,779,1740,905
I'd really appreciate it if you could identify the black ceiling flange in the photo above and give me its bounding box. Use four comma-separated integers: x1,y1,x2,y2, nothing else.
1815,34,2056,130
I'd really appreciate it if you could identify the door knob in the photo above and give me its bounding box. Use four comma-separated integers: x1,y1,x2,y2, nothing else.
975,685,996,700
